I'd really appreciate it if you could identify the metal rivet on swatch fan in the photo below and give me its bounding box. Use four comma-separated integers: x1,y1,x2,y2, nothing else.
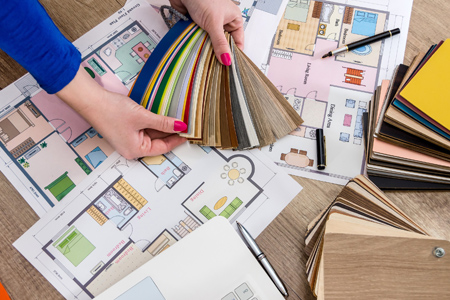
433,247,445,258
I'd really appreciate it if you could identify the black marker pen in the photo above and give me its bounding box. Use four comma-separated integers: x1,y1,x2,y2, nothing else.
316,129,326,170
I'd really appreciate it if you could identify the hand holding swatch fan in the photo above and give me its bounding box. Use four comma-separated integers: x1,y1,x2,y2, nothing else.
129,18,303,150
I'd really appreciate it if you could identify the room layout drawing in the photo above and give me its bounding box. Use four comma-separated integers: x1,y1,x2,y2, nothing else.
0,94,113,207
261,0,409,185
139,151,192,191
238,0,286,28
15,142,301,299
89,22,160,85
0,4,167,215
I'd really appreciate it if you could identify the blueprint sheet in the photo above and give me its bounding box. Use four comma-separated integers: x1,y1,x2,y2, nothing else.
12,1,303,299
242,0,414,185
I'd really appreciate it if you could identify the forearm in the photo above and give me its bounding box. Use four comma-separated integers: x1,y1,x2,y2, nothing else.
55,66,107,129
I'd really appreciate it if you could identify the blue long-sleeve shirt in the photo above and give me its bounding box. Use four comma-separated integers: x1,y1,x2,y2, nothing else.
0,0,81,94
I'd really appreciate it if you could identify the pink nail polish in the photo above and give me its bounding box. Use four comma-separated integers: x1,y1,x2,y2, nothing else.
174,120,187,132
221,53,231,66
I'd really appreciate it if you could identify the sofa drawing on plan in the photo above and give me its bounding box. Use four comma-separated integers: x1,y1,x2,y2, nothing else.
280,148,314,168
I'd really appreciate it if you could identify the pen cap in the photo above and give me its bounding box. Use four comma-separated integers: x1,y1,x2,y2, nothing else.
391,28,400,35
237,222,263,255
347,28,401,52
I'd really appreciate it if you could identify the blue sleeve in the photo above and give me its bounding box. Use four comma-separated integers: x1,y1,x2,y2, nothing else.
0,0,81,94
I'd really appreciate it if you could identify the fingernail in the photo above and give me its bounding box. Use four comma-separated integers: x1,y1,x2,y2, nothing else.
174,120,187,132
221,53,231,66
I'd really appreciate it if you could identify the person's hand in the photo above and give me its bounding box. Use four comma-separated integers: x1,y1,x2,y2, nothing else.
57,66,187,160
169,0,244,66
86,91,187,159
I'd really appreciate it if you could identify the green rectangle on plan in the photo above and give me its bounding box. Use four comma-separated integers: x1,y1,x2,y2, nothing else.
200,205,217,220
231,197,243,209
88,58,106,76
219,210,230,219
44,172,76,201
219,198,243,219
58,238,70,249
54,228,95,267
67,231,78,241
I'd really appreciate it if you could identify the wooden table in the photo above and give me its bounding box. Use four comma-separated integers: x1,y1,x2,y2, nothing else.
0,1,449,299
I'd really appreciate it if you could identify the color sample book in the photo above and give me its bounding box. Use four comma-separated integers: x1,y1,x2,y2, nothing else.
364,64,450,189
129,19,303,149
372,42,450,177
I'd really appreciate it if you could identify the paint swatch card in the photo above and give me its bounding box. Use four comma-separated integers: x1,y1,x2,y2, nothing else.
129,19,303,150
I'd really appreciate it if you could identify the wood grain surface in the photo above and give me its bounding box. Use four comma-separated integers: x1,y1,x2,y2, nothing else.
0,1,449,299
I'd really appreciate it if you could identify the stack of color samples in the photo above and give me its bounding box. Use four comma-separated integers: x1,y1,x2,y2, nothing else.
305,175,449,299
129,19,303,150
364,39,450,189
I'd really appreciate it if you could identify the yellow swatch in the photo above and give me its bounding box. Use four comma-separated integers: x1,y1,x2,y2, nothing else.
400,39,450,130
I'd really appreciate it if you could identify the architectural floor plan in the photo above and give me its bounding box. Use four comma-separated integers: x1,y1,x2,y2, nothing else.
255,0,413,184
0,0,168,216
238,0,286,29
15,143,302,300
9,4,302,299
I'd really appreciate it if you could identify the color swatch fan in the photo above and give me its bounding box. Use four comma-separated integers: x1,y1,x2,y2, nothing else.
305,175,450,299
129,19,303,149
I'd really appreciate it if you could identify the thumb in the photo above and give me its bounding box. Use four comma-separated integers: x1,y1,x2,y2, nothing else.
140,110,187,133
207,23,232,66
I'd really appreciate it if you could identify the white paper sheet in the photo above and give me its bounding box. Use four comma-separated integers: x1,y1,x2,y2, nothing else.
246,0,414,185
14,142,302,299
0,0,168,216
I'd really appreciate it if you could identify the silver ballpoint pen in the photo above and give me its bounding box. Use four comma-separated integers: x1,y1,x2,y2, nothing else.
236,221,289,298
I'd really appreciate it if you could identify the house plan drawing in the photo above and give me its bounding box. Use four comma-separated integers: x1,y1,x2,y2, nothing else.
0,0,168,216
254,0,413,184
5,4,303,299
14,143,302,300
